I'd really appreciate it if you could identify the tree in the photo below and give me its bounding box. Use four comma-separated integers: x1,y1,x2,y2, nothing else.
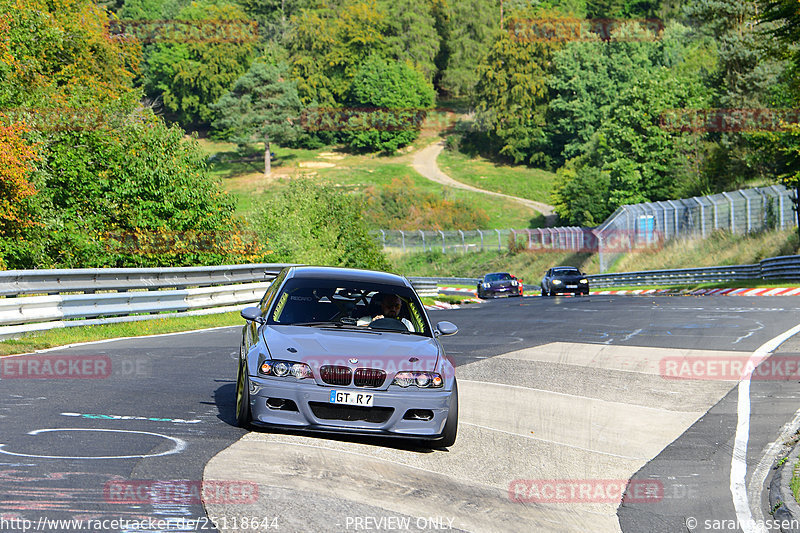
139,0,256,127
435,0,500,97
344,56,436,152
379,0,442,83
212,61,302,175
474,7,566,165
287,0,388,106
0,119,37,236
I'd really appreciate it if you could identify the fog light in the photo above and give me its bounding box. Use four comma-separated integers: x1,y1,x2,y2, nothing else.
260,362,271,374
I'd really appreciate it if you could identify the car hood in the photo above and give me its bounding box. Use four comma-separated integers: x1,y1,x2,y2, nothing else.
262,325,441,372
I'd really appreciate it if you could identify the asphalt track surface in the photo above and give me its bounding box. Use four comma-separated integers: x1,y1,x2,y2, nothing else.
2,295,800,532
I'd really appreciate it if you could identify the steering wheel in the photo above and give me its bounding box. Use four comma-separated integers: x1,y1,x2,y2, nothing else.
368,317,408,331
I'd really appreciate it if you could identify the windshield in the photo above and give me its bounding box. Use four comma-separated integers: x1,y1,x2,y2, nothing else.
485,273,513,282
268,278,430,336
553,268,580,275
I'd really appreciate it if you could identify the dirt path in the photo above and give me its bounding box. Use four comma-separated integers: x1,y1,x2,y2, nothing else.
411,140,557,225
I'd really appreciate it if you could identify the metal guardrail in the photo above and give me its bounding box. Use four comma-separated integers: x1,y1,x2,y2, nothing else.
586,264,762,288
0,264,292,297
0,266,448,339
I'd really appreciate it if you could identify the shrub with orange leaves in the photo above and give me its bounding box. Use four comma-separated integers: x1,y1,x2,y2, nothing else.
0,119,37,234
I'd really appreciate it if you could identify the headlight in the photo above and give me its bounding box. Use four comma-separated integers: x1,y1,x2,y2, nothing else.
259,360,313,379
580,279,588,284
552,279,563,285
482,282,490,289
392,371,443,388
511,280,518,286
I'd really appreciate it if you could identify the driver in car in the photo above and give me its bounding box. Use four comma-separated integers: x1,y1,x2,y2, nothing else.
358,293,415,331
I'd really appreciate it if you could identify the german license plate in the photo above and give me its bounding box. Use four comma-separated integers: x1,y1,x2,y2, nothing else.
566,285,577,289
329,390,374,407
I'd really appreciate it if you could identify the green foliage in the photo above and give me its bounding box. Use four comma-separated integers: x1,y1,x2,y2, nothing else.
0,0,141,110
139,0,256,127
379,0,441,83
474,7,566,165
5,112,256,268
344,56,435,152
251,178,390,270
287,0,389,106
433,0,499,96
548,23,712,223
212,61,302,174
363,177,489,230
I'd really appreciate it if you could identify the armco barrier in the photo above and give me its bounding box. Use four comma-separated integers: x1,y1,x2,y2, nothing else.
0,265,446,339
0,264,292,297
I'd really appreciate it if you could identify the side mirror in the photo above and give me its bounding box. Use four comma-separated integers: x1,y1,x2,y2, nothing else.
241,306,265,324
435,321,458,337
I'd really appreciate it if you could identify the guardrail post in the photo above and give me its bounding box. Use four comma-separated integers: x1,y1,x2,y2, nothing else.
419,230,425,252
458,230,465,252
527,229,532,249
400,230,405,253
496,229,502,251
439,230,446,254
380,229,386,250
477,229,484,251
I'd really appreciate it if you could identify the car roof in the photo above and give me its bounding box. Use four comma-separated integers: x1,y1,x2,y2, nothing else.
285,265,412,287
553,266,579,271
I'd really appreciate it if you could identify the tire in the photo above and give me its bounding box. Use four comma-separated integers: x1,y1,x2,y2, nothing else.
434,380,458,448
541,287,547,297
235,361,252,429
476,286,483,299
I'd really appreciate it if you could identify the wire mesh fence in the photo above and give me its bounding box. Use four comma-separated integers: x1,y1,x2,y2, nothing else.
374,185,799,272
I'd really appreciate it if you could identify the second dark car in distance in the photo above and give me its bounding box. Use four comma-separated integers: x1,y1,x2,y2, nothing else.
541,266,590,296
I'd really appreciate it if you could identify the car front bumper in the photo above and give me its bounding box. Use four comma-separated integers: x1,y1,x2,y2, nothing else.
247,376,454,439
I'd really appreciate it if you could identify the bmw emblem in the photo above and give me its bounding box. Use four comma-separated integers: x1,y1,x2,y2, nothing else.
349,358,358,364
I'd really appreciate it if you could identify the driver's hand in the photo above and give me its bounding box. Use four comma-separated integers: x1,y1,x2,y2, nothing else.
372,314,384,320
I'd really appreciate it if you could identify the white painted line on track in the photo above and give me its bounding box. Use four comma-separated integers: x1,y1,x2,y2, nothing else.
730,322,800,533
0,428,187,459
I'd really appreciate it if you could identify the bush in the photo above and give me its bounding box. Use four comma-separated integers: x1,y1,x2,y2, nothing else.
250,179,389,270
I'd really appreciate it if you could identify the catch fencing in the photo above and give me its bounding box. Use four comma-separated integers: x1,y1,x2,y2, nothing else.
375,185,799,272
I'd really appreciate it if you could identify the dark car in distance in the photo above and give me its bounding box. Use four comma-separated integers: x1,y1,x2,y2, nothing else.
541,266,589,296
477,272,523,299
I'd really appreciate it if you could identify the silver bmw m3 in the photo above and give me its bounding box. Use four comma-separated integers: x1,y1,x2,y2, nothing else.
236,265,459,447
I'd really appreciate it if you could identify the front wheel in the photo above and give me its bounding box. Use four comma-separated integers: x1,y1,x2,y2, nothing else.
235,362,252,429
433,380,458,448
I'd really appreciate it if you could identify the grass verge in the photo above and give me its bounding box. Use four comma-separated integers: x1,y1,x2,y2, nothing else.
438,148,556,204
0,312,244,357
